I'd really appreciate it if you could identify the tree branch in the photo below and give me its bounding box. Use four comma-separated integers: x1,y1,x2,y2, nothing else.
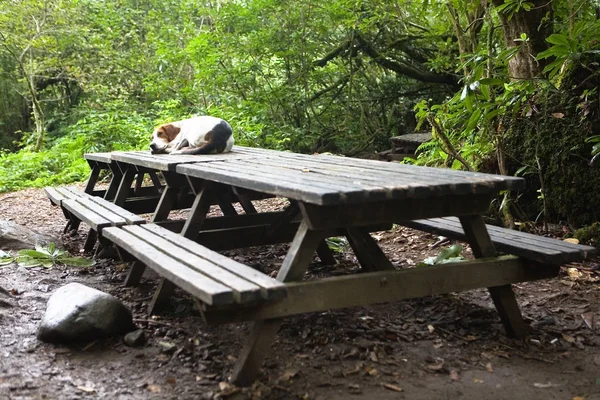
354,33,460,88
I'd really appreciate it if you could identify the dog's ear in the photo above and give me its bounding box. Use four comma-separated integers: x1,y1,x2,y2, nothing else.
162,124,181,141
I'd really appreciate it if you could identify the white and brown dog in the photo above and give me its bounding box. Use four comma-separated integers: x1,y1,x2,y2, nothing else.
150,116,234,155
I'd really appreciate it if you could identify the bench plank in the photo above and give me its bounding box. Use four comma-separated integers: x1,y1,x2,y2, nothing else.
86,196,145,225
123,225,264,303
141,224,287,298
62,199,113,231
103,227,235,306
404,217,596,265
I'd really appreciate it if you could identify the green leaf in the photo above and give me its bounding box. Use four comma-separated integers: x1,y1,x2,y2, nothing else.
434,244,464,264
57,257,93,267
466,109,482,131
17,256,44,268
546,34,570,47
479,78,504,86
17,250,52,259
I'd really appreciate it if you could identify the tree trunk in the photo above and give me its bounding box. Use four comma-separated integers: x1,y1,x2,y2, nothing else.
492,0,553,79
24,75,45,152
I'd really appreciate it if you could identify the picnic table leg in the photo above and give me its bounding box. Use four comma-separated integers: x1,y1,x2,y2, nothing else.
181,179,214,240
114,167,137,207
345,227,394,271
231,220,325,386
266,201,336,265
152,173,187,223
458,214,528,338
148,180,214,313
104,164,123,201
233,187,257,214
84,165,101,195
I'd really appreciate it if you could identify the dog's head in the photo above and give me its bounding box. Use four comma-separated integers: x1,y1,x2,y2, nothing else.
150,124,181,154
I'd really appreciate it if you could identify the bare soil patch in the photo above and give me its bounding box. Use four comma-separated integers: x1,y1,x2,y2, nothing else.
1,187,600,399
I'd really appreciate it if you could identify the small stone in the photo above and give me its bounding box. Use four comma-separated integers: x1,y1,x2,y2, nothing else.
124,330,146,347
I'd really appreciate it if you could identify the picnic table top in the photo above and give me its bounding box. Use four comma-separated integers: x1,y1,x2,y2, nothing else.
88,147,525,206
390,132,432,145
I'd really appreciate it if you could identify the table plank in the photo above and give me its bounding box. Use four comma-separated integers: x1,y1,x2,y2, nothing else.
177,151,525,205
111,150,258,171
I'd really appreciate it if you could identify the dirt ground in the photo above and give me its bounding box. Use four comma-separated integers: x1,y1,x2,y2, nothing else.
1,187,600,400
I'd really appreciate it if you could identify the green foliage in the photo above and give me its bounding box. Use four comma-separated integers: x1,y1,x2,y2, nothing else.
326,237,348,254
0,250,14,267
537,20,600,83
574,222,600,247
419,244,465,266
0,0,597,234
3,243,93,268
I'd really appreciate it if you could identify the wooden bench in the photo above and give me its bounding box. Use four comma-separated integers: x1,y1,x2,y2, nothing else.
403,217,596,265
45,186,146,252
102,224,287,310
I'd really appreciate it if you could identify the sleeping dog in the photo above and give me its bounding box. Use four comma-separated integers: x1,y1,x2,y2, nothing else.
149,116,234,155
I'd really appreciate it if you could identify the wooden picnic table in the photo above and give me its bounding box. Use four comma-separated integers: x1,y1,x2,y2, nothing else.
63,146,595,385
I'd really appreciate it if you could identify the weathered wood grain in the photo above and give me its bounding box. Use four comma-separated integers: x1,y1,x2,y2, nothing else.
204,256,558,324
103,227,235,306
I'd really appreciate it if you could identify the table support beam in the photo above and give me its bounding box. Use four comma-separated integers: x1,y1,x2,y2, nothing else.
346,227,394,271
459,214,528,338
231,220,325,386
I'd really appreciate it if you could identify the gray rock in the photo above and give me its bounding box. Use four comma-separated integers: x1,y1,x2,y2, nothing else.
37,283,135,343
0,220,61,251
124,329,146,347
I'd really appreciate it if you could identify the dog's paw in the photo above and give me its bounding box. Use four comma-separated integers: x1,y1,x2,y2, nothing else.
170,149,183,155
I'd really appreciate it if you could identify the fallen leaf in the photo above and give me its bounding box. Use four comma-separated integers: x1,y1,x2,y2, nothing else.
533,382,561,388
474,378,484,383
148,384,161,393
383,383,403,392
567,268,584,279
562,333,576,344
427,324,435,333
449,369,460,381
552,112,565,118
166,377,176,385
486,362,493,373
77,386,96,393
425,359,445,372
343,364,362,376
302,168,311,172
573,397,585,400
369,351,379,362
564,238,579,244
365,366,378,376
278,369,299,382
581,313,594,330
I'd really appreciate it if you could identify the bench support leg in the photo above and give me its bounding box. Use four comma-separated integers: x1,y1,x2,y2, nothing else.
149,279,176,315
124,261,146,286
459,215,528,338
83,229,98,252
346,227,394,271
231,220,324,386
